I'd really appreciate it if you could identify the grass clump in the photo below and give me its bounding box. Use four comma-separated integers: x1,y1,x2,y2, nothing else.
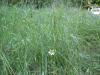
0,6,100,75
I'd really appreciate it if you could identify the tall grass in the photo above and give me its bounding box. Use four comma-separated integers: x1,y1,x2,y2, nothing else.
0,0,86,8
0,5,100,75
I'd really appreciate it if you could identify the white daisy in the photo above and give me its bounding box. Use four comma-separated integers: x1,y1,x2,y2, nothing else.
48,49,56,56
